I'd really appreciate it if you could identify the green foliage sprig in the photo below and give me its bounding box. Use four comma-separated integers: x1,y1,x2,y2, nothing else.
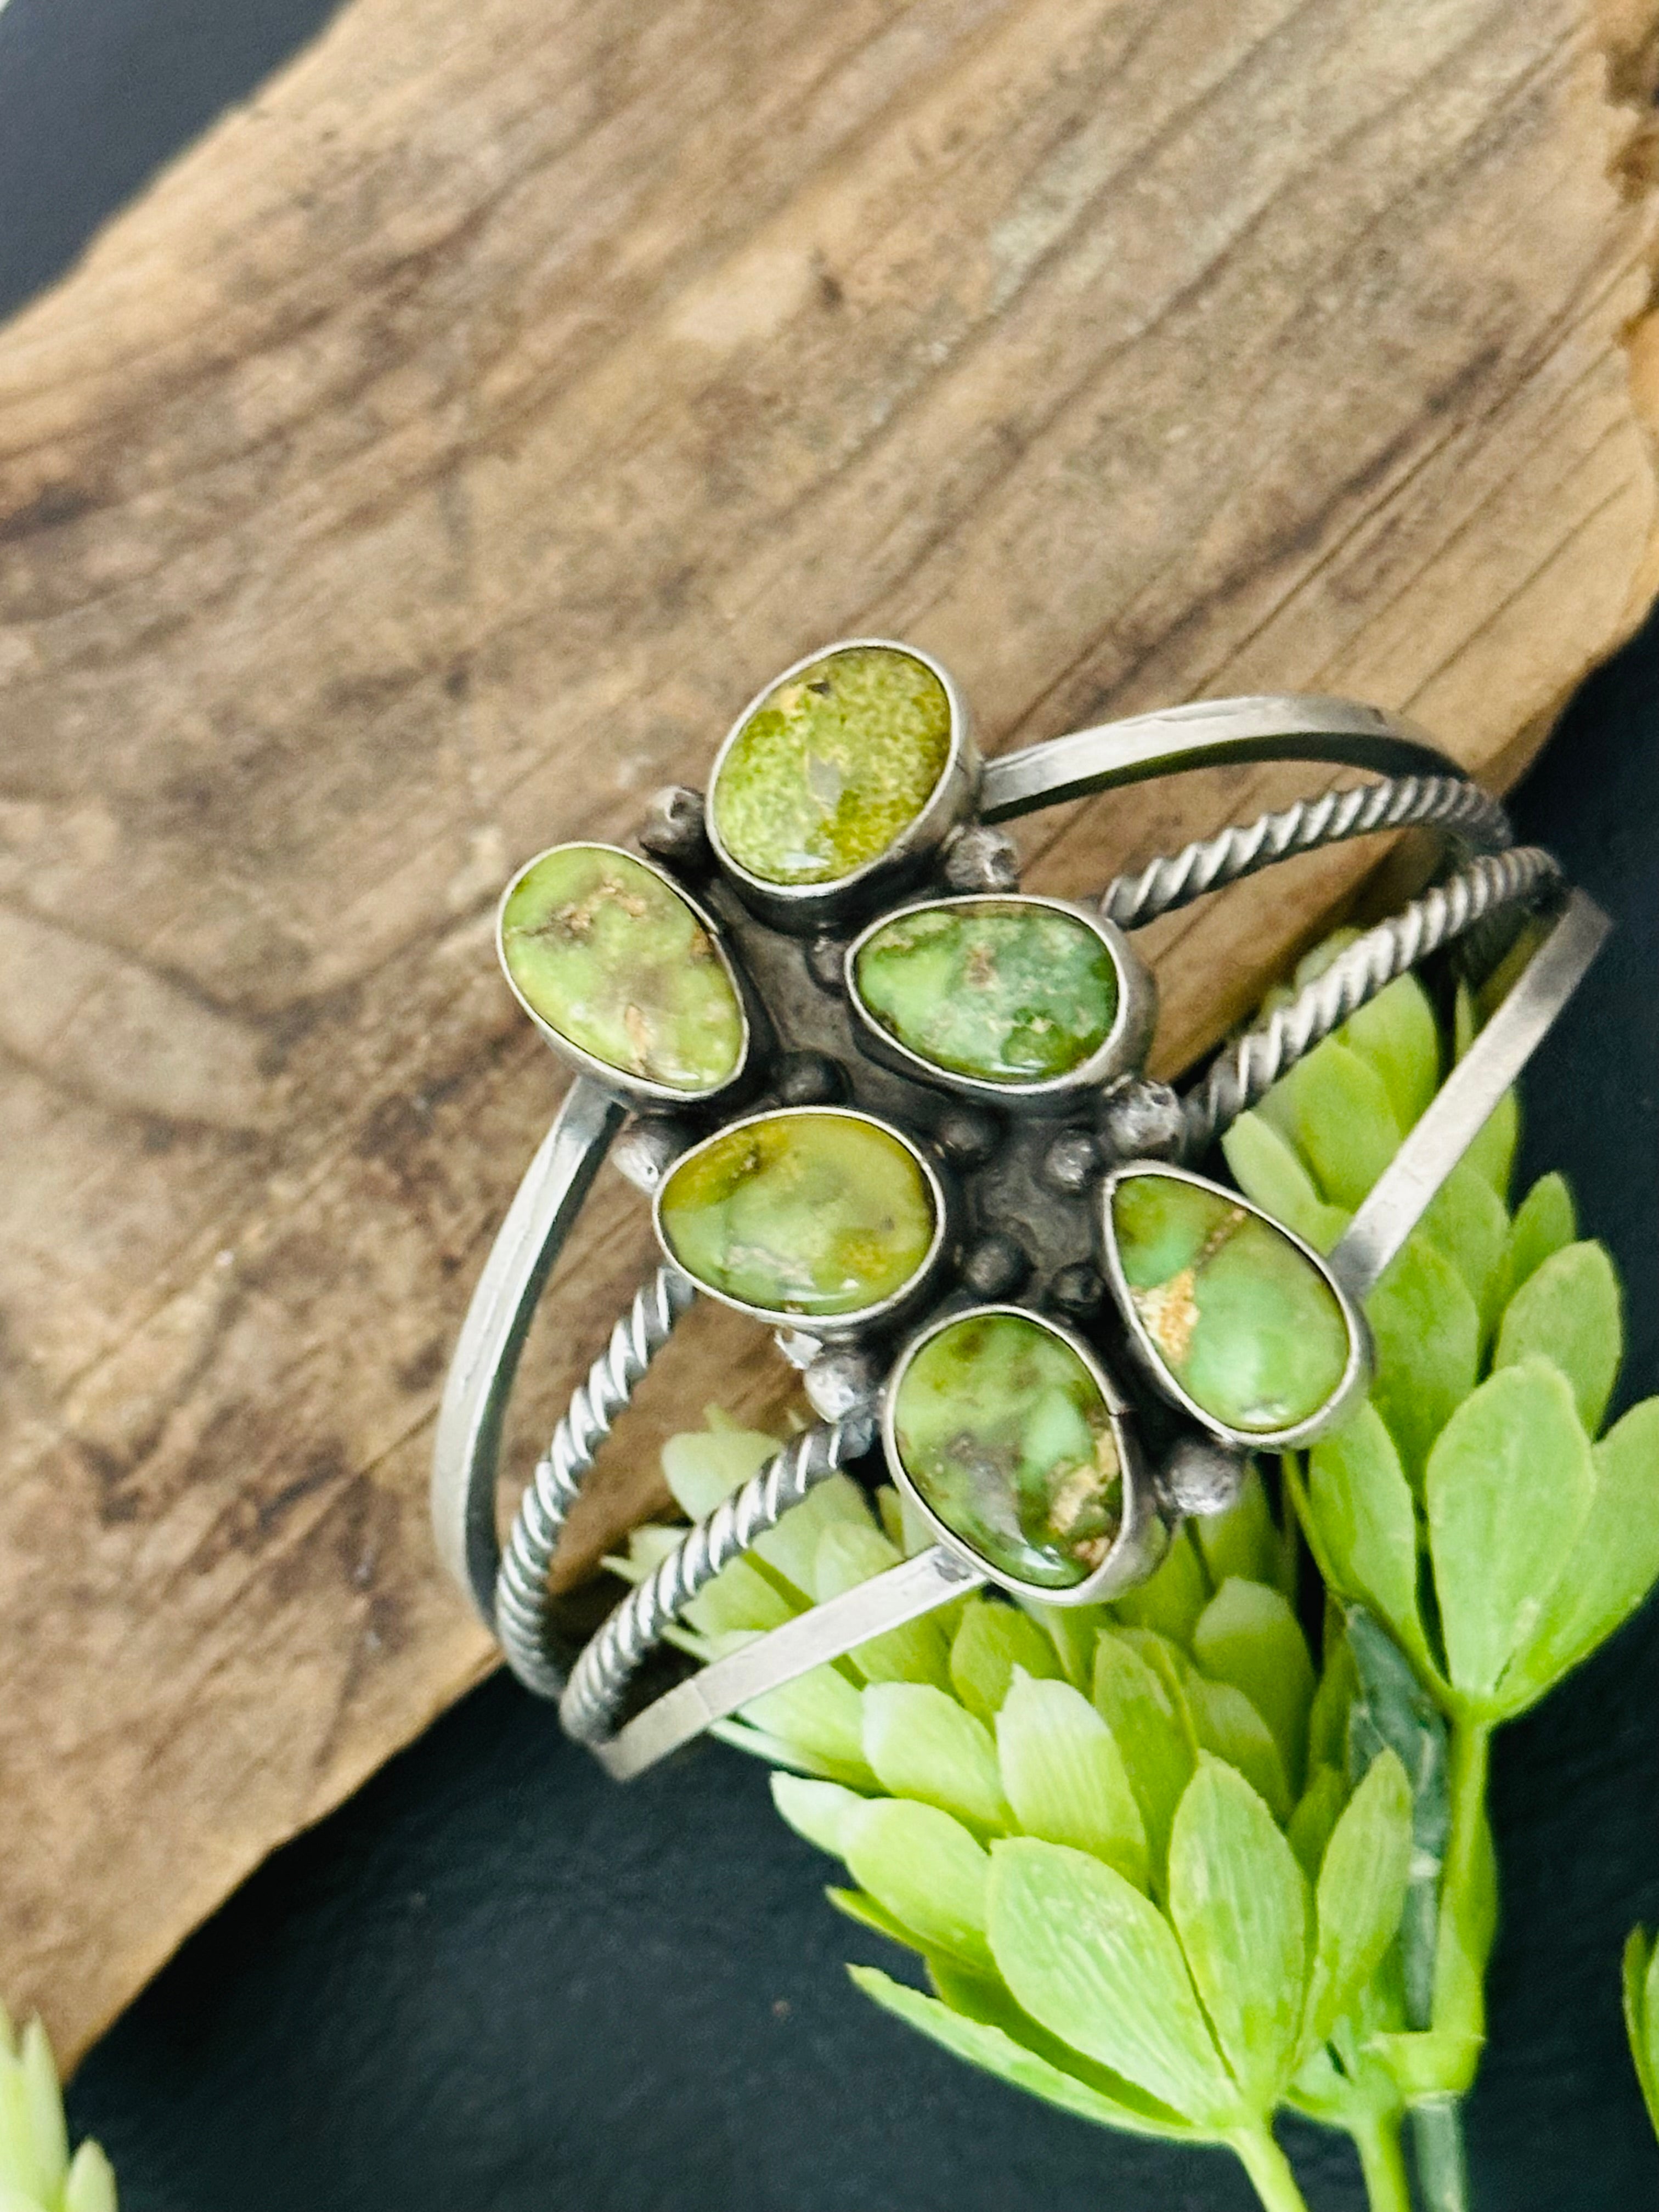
634,950,1659,2212
0,2004,116,2212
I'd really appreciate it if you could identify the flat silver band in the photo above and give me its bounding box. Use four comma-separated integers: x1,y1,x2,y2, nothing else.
580,887,1606,1780
431,692,1495,1661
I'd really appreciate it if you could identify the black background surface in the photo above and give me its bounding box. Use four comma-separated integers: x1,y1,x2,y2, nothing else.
4,5,1657,2204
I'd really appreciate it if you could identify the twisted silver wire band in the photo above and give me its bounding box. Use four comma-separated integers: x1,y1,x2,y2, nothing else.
1101,774,1511,931
493,1264,698,1696
560,1407,878,1745
557,842,1561,1754
1178,845,1562,1158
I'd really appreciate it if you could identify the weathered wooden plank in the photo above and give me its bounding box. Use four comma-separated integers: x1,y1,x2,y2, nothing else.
0,0,1655,2063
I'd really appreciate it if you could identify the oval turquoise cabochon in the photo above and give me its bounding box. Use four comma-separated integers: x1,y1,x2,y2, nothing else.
889,1309,1124,1590
499,843,746,1096
710,644,952,887
656,1108,939,1321
1105,1169,1355,1437
851,896,1121,1086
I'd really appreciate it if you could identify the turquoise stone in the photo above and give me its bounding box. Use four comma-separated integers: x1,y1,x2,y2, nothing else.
711,645,952,886
890,1312,1123,1590
853,898,1119,1085
1107,1171,1352,1435
657,1110,938,1319
499,844,743,1094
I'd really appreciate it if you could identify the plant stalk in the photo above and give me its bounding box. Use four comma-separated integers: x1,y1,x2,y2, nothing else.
1351,2108,1414,2212
1407,1717,1492,2212
1230,2125,1314,2212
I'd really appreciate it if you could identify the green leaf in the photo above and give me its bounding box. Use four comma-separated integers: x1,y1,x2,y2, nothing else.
1030,1601,1110,1689
826,1883,928,1950
1301,1749,1414,2051
751,1471,884,1596
849,1968,1193,2140
1166,1758,1311,2109
863,1683,1010,1833
815,1522,952,1687
1111,1524,1210,1645
771,1773,867,1859
1191,1579,1315,1797
1306,1406,1430,1673
682,1552,800,1638
1493,1240,1623,1437
987,1838,1242,2127
1286,1764,1346,1883
1221,1112,1349,1251
662,1422,781,1517
926,1956,1197,2133
1623,1928,1659,2136
741,1664,874,1786
1426,1359,1596,1707
1294,1041,1402,1209
1494,1171,1576,1312
1344,1609,1449,2031
1304,1630,1357,1776
1365,1235,1481,1484
1463,1087,1519,1199
64,2142,118,2212
1091,1632,1196,1883
1418,1161,1511,1340
1193,1465,1290,1598
1185,1673,1293,1824
1341,972,1440,1131
843,1799,993,1972
996,1673,1148,1887
1498,1397,1659,1710
949,1599,1063,1723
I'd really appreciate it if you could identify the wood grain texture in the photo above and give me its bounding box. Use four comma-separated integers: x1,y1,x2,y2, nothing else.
1,0,1656,2063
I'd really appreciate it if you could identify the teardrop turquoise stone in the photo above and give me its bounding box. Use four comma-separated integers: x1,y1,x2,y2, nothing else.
500,844,743,1094
890,1311,1122,1589
853,899,1118,1083
657,1110,937,1319
1108,1172,1352,1435
711,645,951,886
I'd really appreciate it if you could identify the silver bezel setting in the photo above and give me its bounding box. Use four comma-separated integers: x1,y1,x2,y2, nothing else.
496,841,754,1110
650,1102,951,1341
1097,1160,1373,1451
706,636,981,931
843,891,1158,1113
880,1302,1167,1607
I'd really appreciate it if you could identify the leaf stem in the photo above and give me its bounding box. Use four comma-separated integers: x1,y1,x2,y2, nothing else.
1351,2109,1414,2212
1410,2096,1471,2212
1229,2125,1313,2212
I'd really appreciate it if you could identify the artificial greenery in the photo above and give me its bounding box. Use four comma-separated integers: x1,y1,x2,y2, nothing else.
0,2004,116,2212
627,953,1659,2212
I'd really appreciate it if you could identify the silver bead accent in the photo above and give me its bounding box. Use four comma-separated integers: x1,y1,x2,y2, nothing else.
943,822,1022,894
803,1345,884,1421
637,785,708,864
960,1232,1031,1300
1098,1079,1186,1163
1159,1436,1249,1517
774,1051,847,1105
1041,1127,1101,1193
1047,1261,1105,1319
934,1105,1001,1169
611,1117,693,1195
805,935,846,992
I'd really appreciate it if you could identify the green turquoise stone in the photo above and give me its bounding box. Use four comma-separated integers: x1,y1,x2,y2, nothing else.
853,898,1119,1084
891,1312,1123,1590
657,1110,937,1319
711,645,952,886
1108,1172,1352,1435
499,844,743,1094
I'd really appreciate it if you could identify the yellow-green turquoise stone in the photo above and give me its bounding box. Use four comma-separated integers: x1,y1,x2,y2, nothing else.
854,899,1118,1084
1108,1172,1352,1434
657,1111,936,1319
500,844,743,1094
891,1312,1122,1589
712,645,952,885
